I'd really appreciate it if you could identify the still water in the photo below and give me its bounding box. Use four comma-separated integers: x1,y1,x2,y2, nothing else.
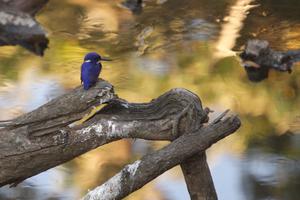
0,0,300,199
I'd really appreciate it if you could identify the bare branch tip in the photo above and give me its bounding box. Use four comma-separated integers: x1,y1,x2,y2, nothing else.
210,109,231,124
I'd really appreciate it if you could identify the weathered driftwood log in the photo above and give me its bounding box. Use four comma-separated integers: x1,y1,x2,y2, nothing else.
0,0,49,16
0,79,205,184
83,115,240,200
0,79,241,200
239,39,300,81
0,0,49,55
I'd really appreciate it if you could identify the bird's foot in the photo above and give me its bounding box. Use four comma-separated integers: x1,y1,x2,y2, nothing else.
69,104,106,127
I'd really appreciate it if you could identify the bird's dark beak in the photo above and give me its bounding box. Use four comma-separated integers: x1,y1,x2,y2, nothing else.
100,57,112,61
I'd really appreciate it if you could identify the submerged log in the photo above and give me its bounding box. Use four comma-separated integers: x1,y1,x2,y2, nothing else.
239,39,300,82
0,80,241,199
0,0,49,16
0,0,49,56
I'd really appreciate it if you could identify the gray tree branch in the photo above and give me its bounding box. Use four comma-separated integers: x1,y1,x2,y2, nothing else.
0,79,241,200
0,80,208,186
83,115,241,200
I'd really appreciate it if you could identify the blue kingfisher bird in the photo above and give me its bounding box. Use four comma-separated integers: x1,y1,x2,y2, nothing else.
81,52,111,90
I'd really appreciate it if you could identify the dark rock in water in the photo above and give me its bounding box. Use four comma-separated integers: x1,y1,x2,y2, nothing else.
0,0,49,16
239,39,299,82
0,1,49,56
243,64,270,82
121,0,143,15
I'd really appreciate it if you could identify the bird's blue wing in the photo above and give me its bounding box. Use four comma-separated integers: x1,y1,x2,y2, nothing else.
95,63,101,79
89,63,101,83
81,62,102,90
81,62,92,90
80,63,83,84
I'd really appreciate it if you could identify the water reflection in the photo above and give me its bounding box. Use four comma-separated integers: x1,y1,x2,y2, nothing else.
0,66,64,120
242,152,300,199
0,167,78,200
0,0,299,199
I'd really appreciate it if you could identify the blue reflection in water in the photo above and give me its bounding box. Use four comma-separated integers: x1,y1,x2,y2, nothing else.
0,73,64,120
211,153,246,200
0,167,78,200
155,167,190,200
